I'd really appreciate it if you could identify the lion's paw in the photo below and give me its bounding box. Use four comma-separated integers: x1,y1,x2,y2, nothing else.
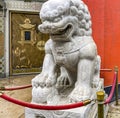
69,86,93,103
32,73,48,88
45,76,56,87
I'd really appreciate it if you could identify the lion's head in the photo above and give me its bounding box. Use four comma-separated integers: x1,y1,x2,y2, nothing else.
38,0,92,41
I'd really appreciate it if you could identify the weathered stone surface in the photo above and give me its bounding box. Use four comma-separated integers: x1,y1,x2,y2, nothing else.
32,0,100,105
28,0,108,117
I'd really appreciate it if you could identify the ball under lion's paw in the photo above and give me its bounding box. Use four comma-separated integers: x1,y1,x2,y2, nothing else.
32,86,52,103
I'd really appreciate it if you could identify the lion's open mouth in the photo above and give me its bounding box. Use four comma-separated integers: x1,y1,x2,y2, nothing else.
50,24,72,37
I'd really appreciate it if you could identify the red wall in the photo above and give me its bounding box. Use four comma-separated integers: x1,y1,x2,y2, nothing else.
83,0,120,86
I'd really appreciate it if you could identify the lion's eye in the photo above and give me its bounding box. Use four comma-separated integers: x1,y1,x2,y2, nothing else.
54,17,62,22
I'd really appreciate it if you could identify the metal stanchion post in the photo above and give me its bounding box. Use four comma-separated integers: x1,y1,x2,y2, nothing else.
97,91,105,118
114,66,119,105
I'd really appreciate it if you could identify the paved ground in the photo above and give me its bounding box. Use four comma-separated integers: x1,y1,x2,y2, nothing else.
0,75,35,118
0,75,120,118
107,102,120,118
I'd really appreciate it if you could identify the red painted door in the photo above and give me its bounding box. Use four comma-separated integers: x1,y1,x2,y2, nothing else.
83,0,120,86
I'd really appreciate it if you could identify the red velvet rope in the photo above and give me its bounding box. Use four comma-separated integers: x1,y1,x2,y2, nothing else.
0,68,112,91
0,84,32,91
104,72,117,104
0,93,86,110
0,69,117,110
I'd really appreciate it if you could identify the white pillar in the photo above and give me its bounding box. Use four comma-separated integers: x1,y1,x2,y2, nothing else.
4,9,9,77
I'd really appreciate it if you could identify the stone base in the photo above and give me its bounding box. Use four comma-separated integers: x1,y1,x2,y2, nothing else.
25,79,109,118
25,102,108,118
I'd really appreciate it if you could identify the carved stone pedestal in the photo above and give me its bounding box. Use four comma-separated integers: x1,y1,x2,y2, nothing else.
25,102,100,118
25,78,109,118
25,102,109,118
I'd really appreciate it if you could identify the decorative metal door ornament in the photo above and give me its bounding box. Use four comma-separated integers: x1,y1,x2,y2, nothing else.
19,18,36,46
36,40,45,51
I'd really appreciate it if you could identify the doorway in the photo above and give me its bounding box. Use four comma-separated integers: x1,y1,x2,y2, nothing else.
10,11,49,75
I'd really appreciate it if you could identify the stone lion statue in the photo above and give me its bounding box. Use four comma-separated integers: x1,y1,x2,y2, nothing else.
32,0,102,104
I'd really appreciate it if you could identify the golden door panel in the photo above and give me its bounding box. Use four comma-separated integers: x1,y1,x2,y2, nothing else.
10,11,49,75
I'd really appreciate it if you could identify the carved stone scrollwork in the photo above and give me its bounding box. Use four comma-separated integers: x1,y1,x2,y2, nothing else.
35,114,45,118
